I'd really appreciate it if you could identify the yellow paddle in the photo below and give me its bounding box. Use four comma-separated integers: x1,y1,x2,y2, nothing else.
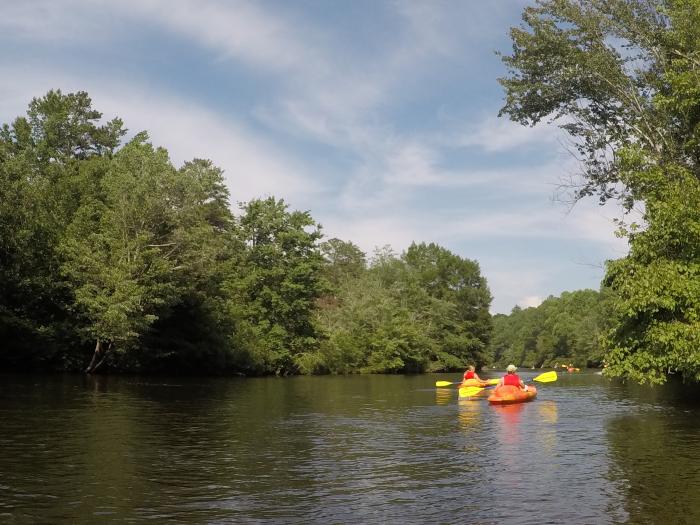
459,386,487,397
532,370,558,383
458,371,558,398
435,378,499,387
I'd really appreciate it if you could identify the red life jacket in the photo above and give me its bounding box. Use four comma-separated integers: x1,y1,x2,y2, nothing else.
464,371,475,380
503,373,521,387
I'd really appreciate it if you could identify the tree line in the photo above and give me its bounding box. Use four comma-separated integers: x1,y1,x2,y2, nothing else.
3,0,699,385
0,90,492,375
489,289,611,369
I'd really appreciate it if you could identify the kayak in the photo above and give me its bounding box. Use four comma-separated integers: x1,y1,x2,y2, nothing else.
460,378,488,387
487,385,537,405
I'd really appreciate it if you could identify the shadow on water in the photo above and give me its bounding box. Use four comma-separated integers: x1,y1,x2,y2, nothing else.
604,378,700,525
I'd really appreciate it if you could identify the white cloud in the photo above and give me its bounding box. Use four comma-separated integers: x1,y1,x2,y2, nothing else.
437,206,579,242
383,142,447,186
457,115,564,152
518,295,544,308
0,0,325,75
0,68,319,205
321,214,422,257
0,0,110,41
119,0,328,75
0,0,633,319
484,266,546,309
391,1,456,58
107,93,321,204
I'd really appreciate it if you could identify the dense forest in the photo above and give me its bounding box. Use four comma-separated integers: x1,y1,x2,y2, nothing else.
0,91,492,375
2,0,699,385
488,288,618,369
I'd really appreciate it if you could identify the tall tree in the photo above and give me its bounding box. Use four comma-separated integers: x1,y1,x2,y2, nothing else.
311,243,492,374
60,135,205,370
499,0,700,383
0,90,125,366
227,197,324,375
402,242,493,368
319,238,366,289
124,158,239,372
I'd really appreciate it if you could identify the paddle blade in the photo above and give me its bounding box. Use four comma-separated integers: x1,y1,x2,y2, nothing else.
435,380,456,387
487,378,500,385
459,386,484,398
533,371,558,383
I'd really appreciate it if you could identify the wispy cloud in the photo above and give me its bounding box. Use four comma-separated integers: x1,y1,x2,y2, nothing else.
518,295,544,308
0,67,319,205
0,1,631,315
454,115,565,152
109,93,321,204
119,0,328,75
0,0,112,41
480,264,548,314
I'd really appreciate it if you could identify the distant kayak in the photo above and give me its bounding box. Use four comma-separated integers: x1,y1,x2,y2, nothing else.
488,385,537,405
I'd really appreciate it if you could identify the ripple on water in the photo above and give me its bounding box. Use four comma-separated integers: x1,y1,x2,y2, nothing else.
0,372,699,523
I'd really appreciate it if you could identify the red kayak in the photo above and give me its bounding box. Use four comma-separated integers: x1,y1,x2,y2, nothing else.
487,385,537,405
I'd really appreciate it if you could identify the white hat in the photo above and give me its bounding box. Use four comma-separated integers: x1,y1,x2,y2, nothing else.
506,364,517,372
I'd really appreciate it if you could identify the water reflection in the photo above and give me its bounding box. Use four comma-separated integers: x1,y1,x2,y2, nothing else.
1,372,700,524
492,403,525,447
605,380,700,525
435,388,452,405
456,398,481,433
536,400,558,455
537,400,558,424
84,372,110,394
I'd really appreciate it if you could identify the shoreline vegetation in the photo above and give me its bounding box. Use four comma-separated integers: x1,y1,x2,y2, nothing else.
2,91,496,376
0,91,607,377
2,1,700,385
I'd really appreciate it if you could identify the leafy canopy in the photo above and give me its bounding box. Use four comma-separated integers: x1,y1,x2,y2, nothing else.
500,0,700,383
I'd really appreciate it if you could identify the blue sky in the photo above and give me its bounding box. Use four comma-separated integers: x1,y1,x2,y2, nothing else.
0,0,630,313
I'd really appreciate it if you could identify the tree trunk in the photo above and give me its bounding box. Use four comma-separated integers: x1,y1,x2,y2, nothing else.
85,339,102,373
85,340,112,373
91,342,113,373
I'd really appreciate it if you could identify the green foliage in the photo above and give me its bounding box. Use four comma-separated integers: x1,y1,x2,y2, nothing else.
500,0,700,383
603,166,700,383
320,238,366,289
0,90,126,367
499,0,669,207
402,242,493,368
0,91,241,371
226,197,325,375
312,242,492,374
60,136,181,345
489,290,606,369
0,90,493,376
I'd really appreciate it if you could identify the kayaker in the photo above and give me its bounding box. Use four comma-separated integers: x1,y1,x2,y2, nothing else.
463,365,489,386
499,364,528,391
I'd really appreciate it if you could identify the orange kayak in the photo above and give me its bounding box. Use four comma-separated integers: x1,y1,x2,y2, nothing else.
487,385,537,405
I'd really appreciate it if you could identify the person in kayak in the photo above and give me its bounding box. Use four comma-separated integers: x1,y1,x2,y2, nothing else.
498,364,528,391
462,365,489,386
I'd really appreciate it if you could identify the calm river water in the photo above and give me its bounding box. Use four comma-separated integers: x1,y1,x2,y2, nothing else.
1,370,699,524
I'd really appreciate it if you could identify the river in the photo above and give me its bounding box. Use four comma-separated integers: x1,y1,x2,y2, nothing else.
0,370,698,524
